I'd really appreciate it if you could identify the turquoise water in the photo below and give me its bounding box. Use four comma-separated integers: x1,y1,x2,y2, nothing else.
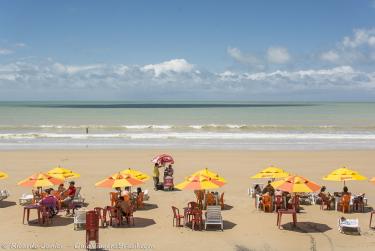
1,101,375,149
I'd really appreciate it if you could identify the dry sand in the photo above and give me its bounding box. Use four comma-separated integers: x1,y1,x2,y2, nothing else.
0,149,375,251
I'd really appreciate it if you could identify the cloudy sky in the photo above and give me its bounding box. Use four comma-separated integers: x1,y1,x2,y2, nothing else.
1,0,375,101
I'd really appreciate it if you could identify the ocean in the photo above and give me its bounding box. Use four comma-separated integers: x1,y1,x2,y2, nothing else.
1,101,375,150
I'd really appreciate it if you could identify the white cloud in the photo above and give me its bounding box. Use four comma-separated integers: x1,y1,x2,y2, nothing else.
267,47,290,64
227,47,261,66
0,58,374,100
342,29,375,48
142,59,194,77
320,50,340,63
53,63,104,74
14,43,27,48
319,28,375,65
0,48,13,55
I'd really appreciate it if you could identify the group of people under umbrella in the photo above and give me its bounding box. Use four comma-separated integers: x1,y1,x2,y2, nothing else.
3,157,375,231
250,165,373,229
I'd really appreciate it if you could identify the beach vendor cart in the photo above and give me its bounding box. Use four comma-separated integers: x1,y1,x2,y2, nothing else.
163,165,174,191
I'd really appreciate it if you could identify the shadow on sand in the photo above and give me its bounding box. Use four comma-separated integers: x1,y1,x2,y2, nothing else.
203,220,237,231
281,221,332,233
26,215,74,227
113,217,156,229
0,201,17,208
137,203,158,211
222,204,233,210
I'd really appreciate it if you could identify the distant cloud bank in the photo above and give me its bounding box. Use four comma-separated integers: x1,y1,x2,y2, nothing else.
1,30,375,100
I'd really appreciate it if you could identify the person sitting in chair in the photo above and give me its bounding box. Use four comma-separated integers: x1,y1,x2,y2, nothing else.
342,186,350,196
39,188,58,217
254,184,262,195
116,196,132,224
62,181,76,215
262,180,275,196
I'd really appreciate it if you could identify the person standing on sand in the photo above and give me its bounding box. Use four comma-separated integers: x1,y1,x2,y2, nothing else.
153,163,160,190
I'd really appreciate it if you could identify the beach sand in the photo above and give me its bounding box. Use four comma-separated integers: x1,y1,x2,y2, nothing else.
0,149,375,251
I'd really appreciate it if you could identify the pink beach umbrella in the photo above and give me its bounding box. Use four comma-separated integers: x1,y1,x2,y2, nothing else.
151,154,174,166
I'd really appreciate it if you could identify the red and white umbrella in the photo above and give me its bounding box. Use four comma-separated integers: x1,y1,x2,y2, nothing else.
151,154,174,165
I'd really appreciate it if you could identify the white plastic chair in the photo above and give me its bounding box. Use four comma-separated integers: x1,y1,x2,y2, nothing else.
204,205,223,231
19,193,33,205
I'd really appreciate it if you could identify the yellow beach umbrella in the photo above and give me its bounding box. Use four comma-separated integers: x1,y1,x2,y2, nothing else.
190,168,227,183
95,173,145,188
251,166,289,179
175,174,226,190
120,168,150,181
271,175,321,193
323,166,367,185
47,167,80,180
18,173,64,188
0,171,8,180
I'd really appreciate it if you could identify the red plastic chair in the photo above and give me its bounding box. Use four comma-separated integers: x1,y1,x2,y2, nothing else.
219,192,225,210
187,201,198,222
274,195,284,212
106,206,120,227
190,209,203,231
109,192,118,207
120,204,135,226
369,210,375,228
86,210,99,249
195,190,204,209
353,194,365,212
289,195,300,212
94,207,107,228
276,208,297,229
262,194,272,212
171,206,184,227
40,206,52,225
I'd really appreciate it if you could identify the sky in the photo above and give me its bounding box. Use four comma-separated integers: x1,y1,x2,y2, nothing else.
0,0,375,101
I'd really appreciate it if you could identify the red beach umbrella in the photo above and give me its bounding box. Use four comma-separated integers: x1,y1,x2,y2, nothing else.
151,154,174,165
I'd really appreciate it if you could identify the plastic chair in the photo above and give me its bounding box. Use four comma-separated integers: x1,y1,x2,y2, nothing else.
187,201,198,222
219,192,225,210
86,210,99,249
206,193,216,207
369,210,375,228
191,209,203,231
276,208,297,229
40,206,52,225
109,192,118,207
340,195,351,213
195,190,204,209
204,205,223,231
136,192,144,209
353,194,365,212
125,205,135,226
188,201,198,209
171,206,184,227
274,195,284,212
262,194,272,212
106,206,120,227
94,207,107,228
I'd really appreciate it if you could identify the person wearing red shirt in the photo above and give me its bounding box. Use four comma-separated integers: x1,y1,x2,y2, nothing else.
63,181,76,215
